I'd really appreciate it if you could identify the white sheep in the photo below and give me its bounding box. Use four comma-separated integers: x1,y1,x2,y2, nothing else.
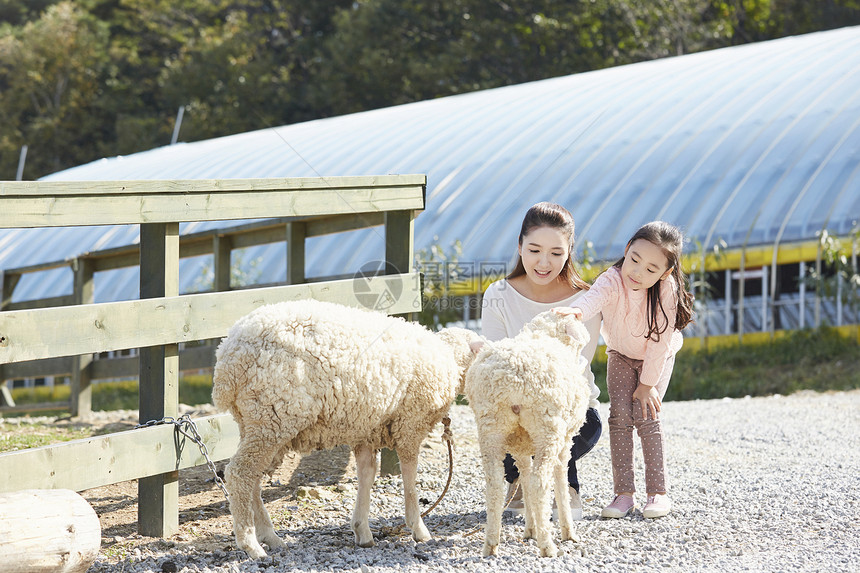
465,310,591,557
212,299,479,558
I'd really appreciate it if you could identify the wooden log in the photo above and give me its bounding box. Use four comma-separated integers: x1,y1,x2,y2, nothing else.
0,489,100,573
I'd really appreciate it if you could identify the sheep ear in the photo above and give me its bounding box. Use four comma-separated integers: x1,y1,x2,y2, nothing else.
469,340,485,354
564,322,586,344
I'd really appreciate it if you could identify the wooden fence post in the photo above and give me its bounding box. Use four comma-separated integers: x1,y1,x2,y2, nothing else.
70,258,95,418
287,222,306,285
138,222,180,537
379,210,416,476
1,271,18,395
213,234,232,292
1,271,20,310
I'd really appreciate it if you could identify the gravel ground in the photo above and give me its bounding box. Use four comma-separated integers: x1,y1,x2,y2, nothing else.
87,390,859,573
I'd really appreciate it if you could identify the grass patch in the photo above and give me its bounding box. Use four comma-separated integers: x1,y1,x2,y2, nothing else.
0,420,91,452
590,326,860,401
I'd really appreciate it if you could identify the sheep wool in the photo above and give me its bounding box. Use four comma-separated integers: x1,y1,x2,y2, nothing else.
212,299,479,558
465,310,591,558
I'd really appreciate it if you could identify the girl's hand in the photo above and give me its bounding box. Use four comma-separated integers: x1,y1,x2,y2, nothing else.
552,306,583,320
633,384,661,420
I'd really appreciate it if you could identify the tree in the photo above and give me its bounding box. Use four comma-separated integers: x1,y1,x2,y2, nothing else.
109,0,352,143
2,0,859,179
0,1,112,178
306,0,748,116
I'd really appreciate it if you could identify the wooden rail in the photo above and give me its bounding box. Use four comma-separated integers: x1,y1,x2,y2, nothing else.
0,413,239,492
0,174,426,536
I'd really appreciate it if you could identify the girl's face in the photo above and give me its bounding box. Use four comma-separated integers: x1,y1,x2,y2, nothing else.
518,226,570,286
621,238,673,291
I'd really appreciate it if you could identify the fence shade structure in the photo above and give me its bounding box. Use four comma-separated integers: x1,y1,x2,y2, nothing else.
0,174,425,537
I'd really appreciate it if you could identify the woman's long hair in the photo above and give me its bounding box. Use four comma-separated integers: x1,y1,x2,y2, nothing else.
613,221,694,340
506,202,590,292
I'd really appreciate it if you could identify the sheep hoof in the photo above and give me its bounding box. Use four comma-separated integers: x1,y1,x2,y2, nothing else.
411,524,432,543
560,527,579,543
352,520,375,547
262,534,286,550
539,543,559,558
353,530,375,548
241,543,268,559
483,543,498,557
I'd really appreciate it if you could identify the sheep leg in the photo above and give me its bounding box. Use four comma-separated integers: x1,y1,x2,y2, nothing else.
532,445,559,558
555,440,577,543
251,475,287,551
477,437,506,557
225,436,274,559
398,448,432,543
352,444,377,547
518,456,536,540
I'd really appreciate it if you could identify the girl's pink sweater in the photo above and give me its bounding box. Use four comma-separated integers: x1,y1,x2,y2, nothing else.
574,266,683,387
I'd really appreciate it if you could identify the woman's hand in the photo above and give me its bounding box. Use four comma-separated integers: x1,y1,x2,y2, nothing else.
633,383,661,420
552,306,583,319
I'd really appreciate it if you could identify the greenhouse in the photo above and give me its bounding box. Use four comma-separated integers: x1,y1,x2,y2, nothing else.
2,26,858,347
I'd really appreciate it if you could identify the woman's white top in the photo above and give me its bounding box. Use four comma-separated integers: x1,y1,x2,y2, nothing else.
480,279,602,409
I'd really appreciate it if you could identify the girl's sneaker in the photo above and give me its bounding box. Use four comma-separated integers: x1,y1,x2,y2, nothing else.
643,494,672,518
601,494,635,518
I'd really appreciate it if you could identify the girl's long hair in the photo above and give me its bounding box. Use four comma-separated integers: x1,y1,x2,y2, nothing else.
613,221,694,340
506,202,590,292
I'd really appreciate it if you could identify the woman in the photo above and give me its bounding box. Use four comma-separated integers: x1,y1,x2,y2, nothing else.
480,201,603,519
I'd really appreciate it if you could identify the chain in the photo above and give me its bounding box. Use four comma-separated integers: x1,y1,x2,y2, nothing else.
136,414,229,499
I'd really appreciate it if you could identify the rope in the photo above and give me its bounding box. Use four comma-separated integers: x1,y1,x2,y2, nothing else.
421,416,454,518
379,416,456,538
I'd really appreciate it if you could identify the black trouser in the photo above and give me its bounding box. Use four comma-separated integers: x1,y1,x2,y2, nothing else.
503,407,602,493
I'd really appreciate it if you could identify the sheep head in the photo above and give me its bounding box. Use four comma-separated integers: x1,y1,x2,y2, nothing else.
436,327,484,394
522,309,590,354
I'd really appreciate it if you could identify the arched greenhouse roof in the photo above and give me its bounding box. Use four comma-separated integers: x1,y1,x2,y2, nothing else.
3,26,859,303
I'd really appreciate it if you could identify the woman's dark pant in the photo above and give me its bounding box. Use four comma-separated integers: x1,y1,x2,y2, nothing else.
503,407,602,492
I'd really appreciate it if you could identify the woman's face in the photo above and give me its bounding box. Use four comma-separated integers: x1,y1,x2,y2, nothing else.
518,225,569,286
620,238,672,291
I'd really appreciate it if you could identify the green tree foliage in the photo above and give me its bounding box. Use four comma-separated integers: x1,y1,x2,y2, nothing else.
1,0,859,179
0,1,112,178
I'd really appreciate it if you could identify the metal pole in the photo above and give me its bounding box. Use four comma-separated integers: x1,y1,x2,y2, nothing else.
799,262,806,329
737,257,746,342
853,241,858,324
815,249,822,327
836,272,843,326
698,268,706,341
15,145,28,181
170,106,185,145
762,265,768,332
724,269,732,335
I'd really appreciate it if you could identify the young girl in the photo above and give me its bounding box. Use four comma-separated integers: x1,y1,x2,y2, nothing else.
481,202,603,520
555,221,693,519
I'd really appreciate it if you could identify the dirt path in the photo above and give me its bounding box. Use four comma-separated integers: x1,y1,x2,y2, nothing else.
83,440,358,558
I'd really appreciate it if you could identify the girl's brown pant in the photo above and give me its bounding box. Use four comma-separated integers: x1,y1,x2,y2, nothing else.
606,350,674,495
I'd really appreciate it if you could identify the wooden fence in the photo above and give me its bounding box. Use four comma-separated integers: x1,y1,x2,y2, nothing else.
0,175,425,536
0,212,406,416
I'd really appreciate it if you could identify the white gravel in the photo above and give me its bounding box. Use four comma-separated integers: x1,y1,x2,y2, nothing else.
88,390,860,573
